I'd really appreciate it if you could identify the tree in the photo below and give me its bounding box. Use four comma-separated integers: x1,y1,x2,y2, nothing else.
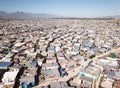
36,53,44,58
109,53,116,58
89,54,95,59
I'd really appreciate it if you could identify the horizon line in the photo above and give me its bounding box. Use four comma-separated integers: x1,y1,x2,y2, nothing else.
0,10,120,18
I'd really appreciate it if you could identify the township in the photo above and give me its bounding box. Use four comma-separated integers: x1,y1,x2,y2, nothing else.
0,18,120,88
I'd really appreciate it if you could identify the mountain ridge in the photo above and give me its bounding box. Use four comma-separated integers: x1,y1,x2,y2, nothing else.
0,11,64,19
0,11,120,19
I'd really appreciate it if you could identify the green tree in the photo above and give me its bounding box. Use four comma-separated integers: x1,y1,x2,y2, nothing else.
109,53,116,58
89,54,95,59
36,53,44,58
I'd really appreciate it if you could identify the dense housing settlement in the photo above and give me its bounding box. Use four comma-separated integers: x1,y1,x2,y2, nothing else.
0,18,120,88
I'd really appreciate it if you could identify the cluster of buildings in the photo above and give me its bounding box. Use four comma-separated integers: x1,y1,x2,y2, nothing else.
77,53,120,88
0,18,119,88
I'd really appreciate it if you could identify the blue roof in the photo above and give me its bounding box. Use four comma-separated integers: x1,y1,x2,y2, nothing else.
0,62,13,67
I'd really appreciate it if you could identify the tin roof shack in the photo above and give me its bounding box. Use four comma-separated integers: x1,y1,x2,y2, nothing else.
51,42,62,52
11,42,27,54
14,43,25,48
11,45,27,54
20,62,37,88
26,52,37,58
2,68,19,88
97,57,118,68
103,69,115,79
42,62,59,70
1,42,12,50
73,43,81,52
79,75,93,88
20,76,35,88
106,57,118,67
72,55,85,64
101,78,114,88
57,52,66,61
102,61,120,79
49,81,75,88
59,59,76,69
79,66,100,87
5,52,15,58
47,47,55,57
0,62,13,70
115,71,120,79
0,57,13,62
46,56,56,63
20,57,37,67
41,62,60,79
1,43,11,55
65,61,76,69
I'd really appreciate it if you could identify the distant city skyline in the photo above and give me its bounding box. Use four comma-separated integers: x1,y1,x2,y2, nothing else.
0,0,120,17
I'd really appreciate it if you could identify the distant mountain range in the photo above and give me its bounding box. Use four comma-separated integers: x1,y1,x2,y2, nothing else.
0,11,64,19
0,11,120,19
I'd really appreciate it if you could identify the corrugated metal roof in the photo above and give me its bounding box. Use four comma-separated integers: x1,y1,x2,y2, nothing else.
0,62,13,67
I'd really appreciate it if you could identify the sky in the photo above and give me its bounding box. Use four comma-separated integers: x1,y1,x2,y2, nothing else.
0,0,120,17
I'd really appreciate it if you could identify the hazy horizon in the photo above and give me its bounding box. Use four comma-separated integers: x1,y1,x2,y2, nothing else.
0,0,120,17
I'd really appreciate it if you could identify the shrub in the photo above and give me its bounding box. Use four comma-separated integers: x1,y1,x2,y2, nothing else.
36,53,44,58
109,53,116,58
89,54,95,59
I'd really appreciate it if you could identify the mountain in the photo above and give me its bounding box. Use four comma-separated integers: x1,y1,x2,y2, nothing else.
0,11,120,19
0,11,63,19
